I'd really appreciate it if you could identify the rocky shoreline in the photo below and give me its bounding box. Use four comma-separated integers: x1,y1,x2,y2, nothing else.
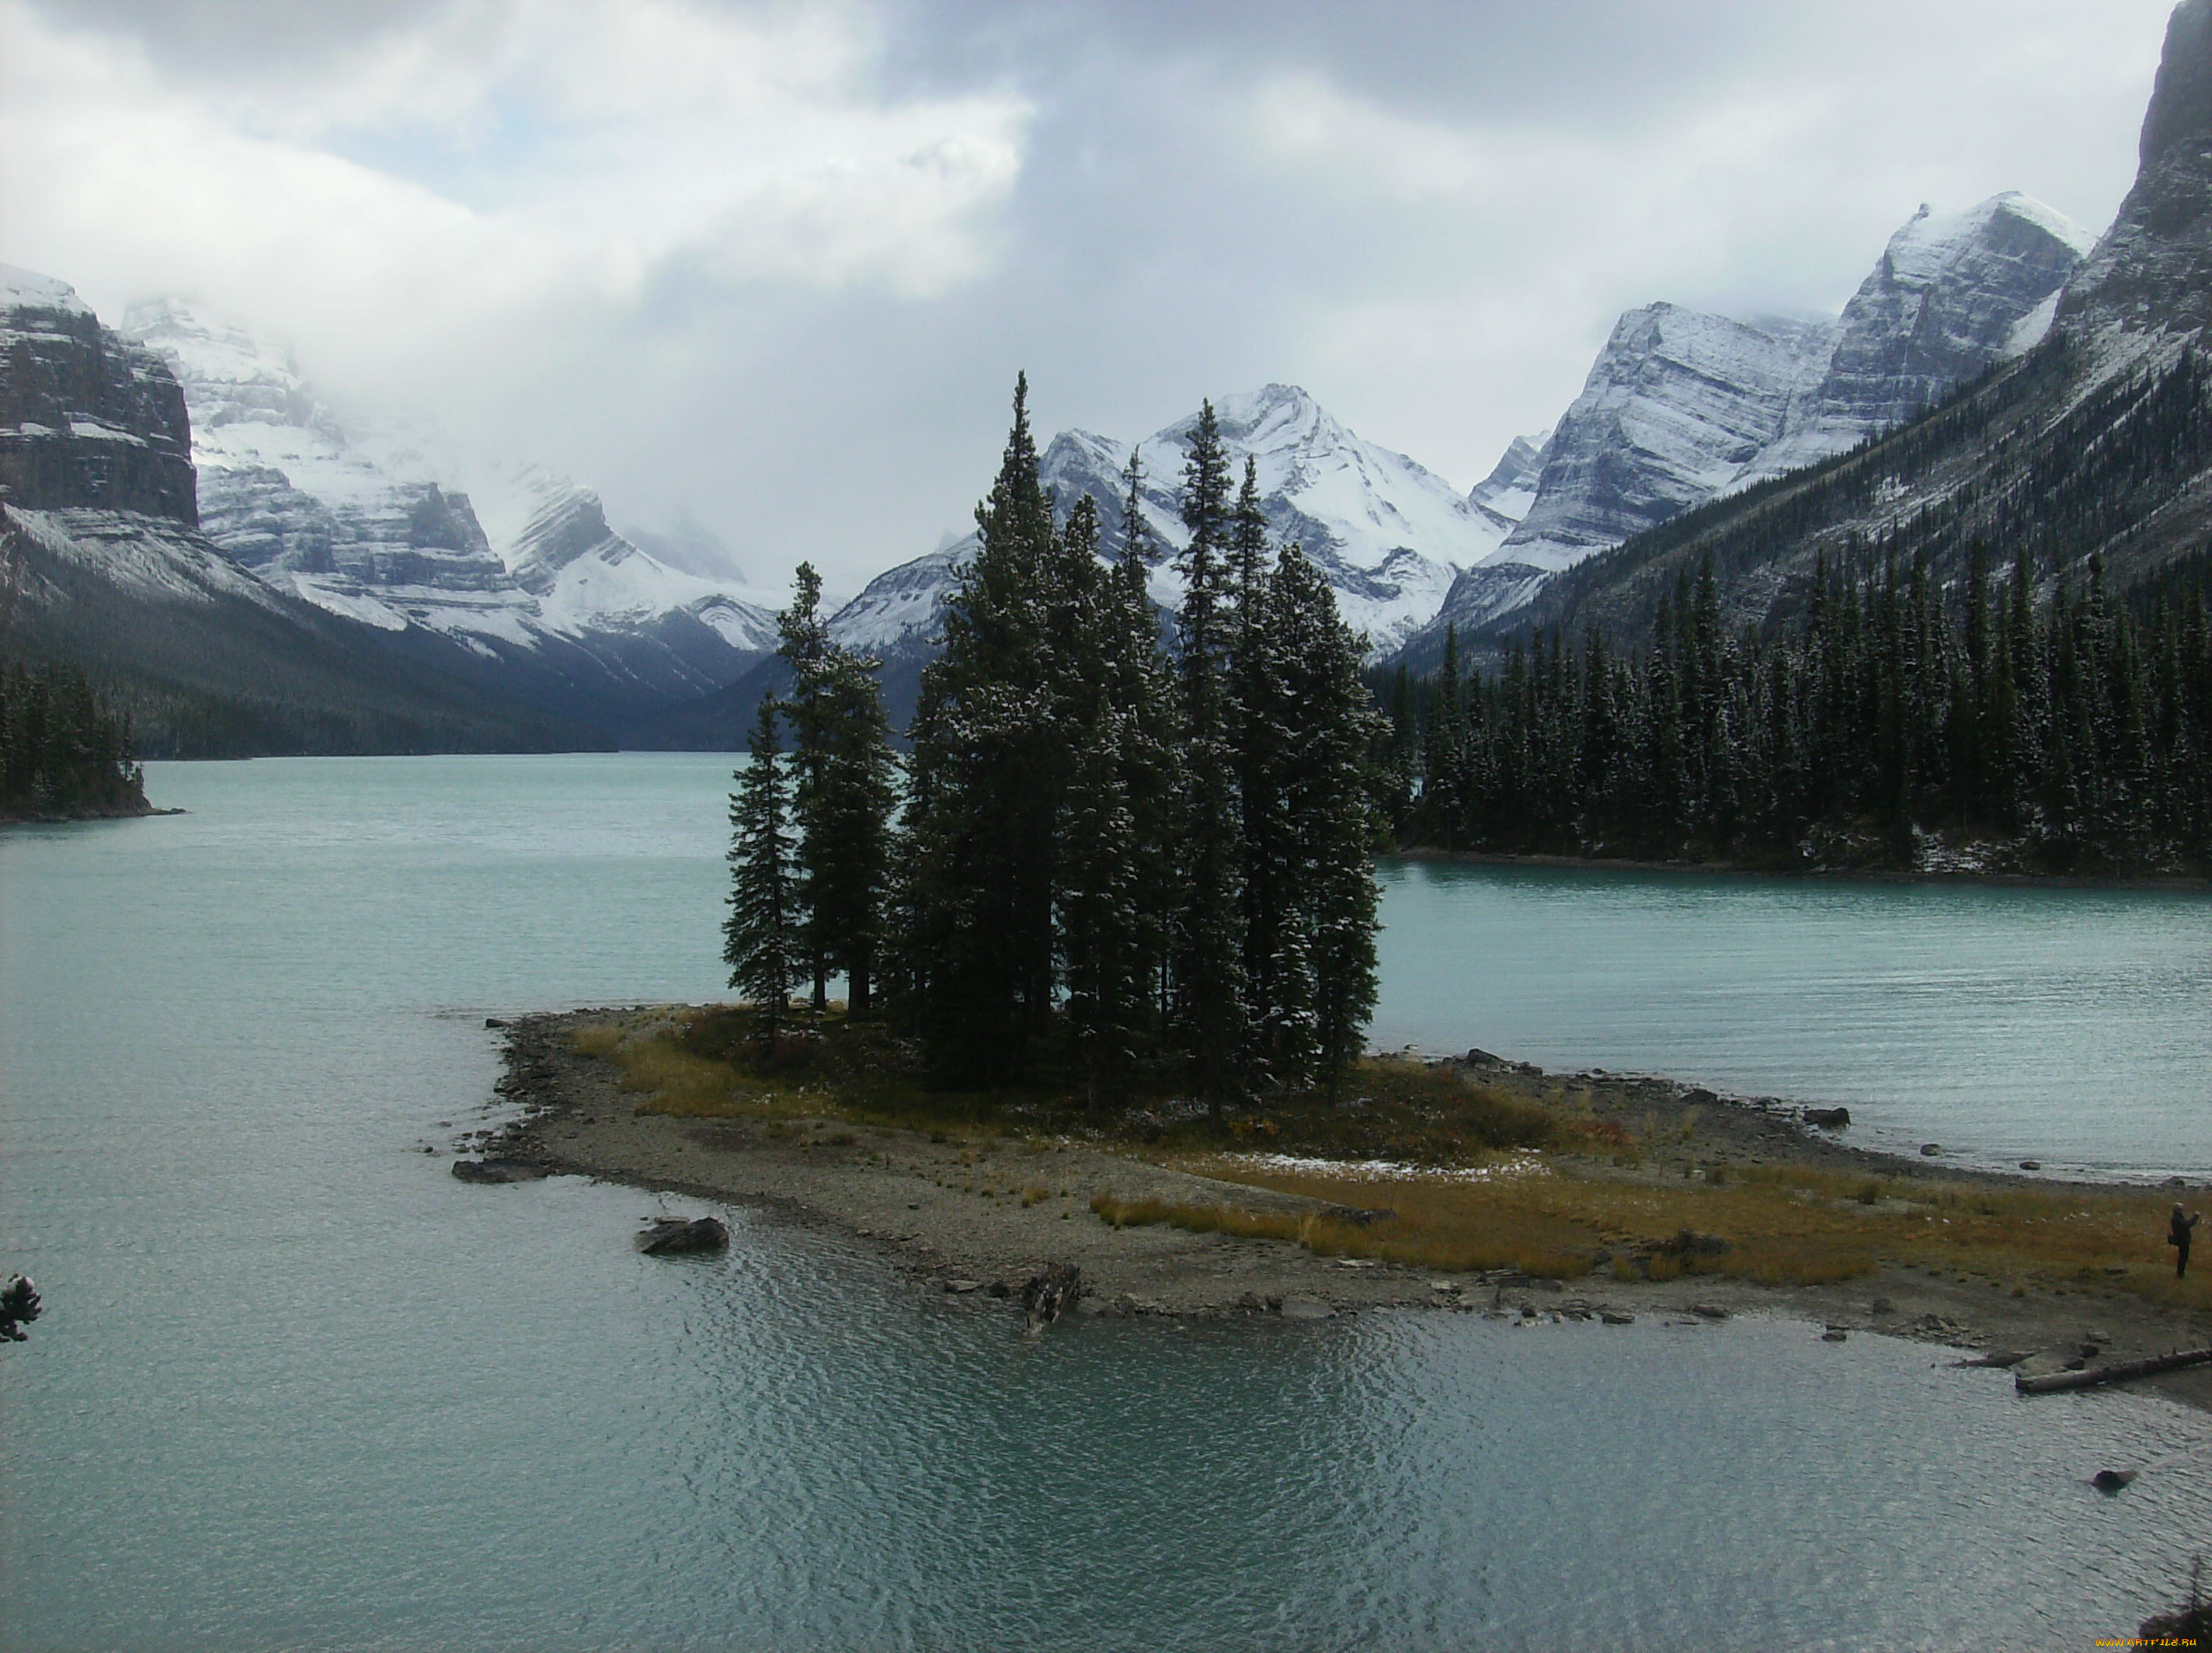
459,1009,2212,1414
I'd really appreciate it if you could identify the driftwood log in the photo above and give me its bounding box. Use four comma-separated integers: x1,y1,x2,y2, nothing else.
2015,1345,2212,1394
636,1216,730,1256
1021,1264,1083,1330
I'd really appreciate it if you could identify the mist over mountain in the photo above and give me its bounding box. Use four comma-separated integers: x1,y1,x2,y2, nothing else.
120,301,784,731
0,271,590,756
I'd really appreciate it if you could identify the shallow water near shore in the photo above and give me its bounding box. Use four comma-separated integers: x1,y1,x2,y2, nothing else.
5,751,2210,1649
1372,856,2212,1180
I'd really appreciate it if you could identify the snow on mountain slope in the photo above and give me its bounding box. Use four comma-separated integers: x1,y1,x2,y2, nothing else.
1414,193,2097,649
1737,193,2093,484
832,384,1500,661
508,470,781,650
1494,304,1838,576
1466,429,1552,531
123,300,778,709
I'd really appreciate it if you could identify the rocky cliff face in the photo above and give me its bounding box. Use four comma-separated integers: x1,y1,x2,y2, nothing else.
0,270,197,524
2058,0,2212,339
1497,304,1836,575
122,298,521,628
1743,193,2093,482
1466,429,1551,531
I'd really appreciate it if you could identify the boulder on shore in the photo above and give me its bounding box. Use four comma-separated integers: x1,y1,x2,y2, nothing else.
451,1158,546,1184
636,1216,730,1255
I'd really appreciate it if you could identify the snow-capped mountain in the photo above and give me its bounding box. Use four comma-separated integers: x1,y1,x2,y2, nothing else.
506,471,781,655
1,266,197,524
1735,193,2095,485
0,272,586,755
1418,191,2094,646
1466,429,1551,531
830,383,1504,663
1452,0,2212,670
121,300,781,720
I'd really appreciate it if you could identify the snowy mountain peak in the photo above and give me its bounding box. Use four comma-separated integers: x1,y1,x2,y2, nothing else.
0,265,91,317
1466,428,1553,531
506,470,780,650
835,385,1499,663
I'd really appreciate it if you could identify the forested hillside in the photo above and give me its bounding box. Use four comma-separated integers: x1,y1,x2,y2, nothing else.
1385,551,2212,876
1,659,148,820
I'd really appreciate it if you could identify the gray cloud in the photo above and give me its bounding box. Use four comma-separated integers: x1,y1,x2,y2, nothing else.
2,0,2176,595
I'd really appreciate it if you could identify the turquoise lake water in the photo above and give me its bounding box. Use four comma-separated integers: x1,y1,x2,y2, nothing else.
3,752,2209,1650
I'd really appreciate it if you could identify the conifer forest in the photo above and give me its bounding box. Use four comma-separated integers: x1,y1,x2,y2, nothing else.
727,377,1388,1103
1385,545,2212,875
0,659,148,820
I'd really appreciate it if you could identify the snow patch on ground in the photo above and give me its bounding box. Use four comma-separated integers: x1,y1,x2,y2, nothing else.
1226,1152,1550,1185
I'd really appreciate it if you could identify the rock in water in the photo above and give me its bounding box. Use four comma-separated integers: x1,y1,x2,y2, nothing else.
636,1216,729,1256
0,1274,40,1342
450,1158,546,1184
1020,1264,1083,1331
2092,1468,2139,1494
1803,1107,1852,1129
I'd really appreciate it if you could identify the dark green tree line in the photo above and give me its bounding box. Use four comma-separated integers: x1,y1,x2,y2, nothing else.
1389,548,2212,875
0,660,146,820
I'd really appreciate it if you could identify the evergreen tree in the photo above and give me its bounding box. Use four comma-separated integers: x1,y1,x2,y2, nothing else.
1273,541,1383,1092
1055,495,1149,1102
777,562,898,1014
906,374,1064,1084
725,698,798,1038
1173,401,1248,1107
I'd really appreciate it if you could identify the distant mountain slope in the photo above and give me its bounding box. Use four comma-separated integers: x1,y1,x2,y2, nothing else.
1422,193,2093,645
0,275,596,756
2,503,590,757
121,301,781,728
828,382,1501,668
1436,0,2212,664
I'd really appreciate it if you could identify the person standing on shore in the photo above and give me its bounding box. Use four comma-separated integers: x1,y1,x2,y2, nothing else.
2170,1205,2201,1278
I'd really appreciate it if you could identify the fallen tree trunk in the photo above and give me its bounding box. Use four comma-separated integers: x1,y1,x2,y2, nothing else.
1021,1264,1083,1331
2015,1346,2212,1394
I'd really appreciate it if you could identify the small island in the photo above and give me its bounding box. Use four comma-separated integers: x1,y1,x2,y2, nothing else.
466,1000,2212,1415
0,658,160,823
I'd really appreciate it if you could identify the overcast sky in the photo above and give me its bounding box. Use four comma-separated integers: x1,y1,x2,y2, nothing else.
0,0,2179,593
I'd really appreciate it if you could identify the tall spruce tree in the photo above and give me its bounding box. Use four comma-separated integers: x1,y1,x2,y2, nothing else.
1229,458,1306,1084
1054,495,1150,1102
906,373,1063,1084
1272,540,1382,1092
1172,401,1248,1108
725,698,798,1038
1112,449,1183,1027
777,562,898,1014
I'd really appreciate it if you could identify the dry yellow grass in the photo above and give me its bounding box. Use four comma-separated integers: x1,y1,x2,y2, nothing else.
1177,1152,2212,1304
569,1009,2209,1310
